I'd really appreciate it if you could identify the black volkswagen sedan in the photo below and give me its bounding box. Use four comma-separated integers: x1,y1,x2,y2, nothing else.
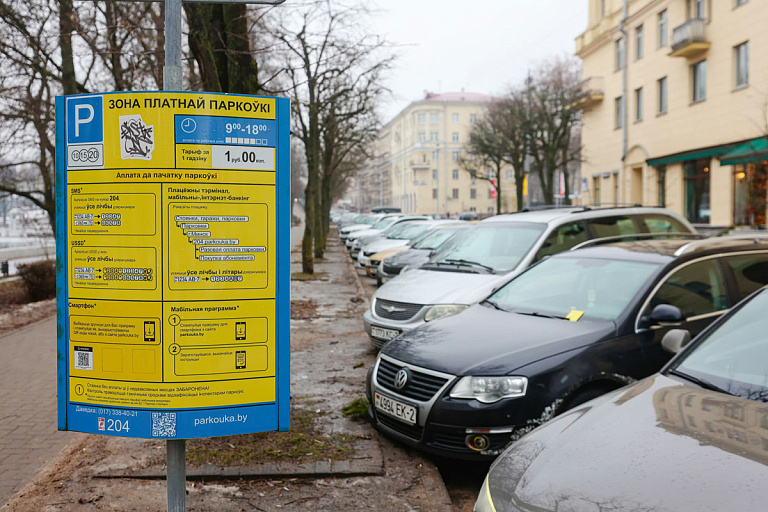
476,285,768,512
366,236,768,459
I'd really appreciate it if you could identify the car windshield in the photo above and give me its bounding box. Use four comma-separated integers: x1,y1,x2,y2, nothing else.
412,228,462,250
386,223,430,240
371,217,397,229
487,256,661,321
672,290,768,402
426,222,546,274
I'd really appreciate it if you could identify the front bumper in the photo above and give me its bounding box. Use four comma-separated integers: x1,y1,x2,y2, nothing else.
369,355,528,460
363,305,428,349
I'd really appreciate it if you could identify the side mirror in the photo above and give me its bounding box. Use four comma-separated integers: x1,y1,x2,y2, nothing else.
649,304,684,326
661,329,691,354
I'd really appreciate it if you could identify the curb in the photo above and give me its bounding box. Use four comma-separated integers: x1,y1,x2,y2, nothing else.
94,440,383,481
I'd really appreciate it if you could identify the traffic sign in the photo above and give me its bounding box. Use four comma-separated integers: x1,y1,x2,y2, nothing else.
56,91,291,439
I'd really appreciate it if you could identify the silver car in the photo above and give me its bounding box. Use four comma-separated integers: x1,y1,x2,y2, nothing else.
363,206,696,348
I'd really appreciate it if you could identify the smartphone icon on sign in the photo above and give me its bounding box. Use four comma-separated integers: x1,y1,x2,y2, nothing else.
144,321,156,341
235,322,246,340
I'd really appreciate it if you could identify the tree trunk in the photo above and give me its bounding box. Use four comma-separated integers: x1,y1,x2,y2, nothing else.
185,4,224,92
223,5,260,95
59,0,77,95
515,168,525,211
315,172,331,257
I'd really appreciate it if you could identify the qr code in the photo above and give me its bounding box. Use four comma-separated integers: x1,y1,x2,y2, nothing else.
74,349,92,370
152,412,177,438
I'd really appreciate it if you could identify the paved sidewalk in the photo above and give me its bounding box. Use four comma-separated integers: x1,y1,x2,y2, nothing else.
0,318,79,505
2,226,453,511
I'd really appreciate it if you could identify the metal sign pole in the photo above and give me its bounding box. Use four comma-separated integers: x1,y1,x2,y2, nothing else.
164,3,185,510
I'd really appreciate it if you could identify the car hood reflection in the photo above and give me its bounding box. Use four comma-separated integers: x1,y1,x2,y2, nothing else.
488,374,768,512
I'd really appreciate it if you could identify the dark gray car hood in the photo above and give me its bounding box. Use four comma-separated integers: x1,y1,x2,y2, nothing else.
487,374,768,512
382,304,615,375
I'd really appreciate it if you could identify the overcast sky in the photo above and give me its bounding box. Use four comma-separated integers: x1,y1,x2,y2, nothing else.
371,0,589,121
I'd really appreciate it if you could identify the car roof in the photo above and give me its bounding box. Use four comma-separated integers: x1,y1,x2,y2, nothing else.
480,206,692,226
552,235,768,264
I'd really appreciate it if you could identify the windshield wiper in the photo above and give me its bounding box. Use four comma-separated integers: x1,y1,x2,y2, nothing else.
668,369,726,394
442,258,496,273
513,309,568,320
481,299,508,312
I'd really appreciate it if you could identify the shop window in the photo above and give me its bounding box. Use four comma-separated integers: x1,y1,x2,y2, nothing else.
657,165,667,207
733,163,767,227
684,158,711,223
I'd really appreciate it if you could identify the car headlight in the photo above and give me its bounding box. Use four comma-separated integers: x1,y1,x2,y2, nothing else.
424,304,467,322
474,475,497,512
450,376,528,403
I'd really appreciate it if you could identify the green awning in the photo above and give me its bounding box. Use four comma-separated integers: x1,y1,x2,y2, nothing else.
719,137,768,166
646,143,740,167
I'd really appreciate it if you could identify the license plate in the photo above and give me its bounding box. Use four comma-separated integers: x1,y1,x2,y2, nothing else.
371,325,399,341
375,392,417,425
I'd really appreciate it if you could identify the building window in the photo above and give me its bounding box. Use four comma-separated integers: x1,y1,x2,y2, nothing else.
430,113,439,124
635,87,644,122
601,0,605,16
488,169,495,180
418,132,426,143
452,113,459,124
452,169,459,179
636,25,644,60
470,188,477,199
657,165,667,207
452,132,459,142
658,76,668,114
452,188,459,199
469,114,477,124
684,158,711,223
429,131,438,142
432,188,437,199
488,188,493,199
432,150,438,160
615,96,624,128
593,176,601,205
506,169,513,180
417,113,426,124
615,37,625,70
432,169,437,180
452,151,459,161
735,42,749,89
658,10,668,47
693,0,706,19
692,60,707,102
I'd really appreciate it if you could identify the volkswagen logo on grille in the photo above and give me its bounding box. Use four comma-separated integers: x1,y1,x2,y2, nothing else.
394,368,411,390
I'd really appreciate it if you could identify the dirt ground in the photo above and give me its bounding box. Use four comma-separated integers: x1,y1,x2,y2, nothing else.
0,242,454,512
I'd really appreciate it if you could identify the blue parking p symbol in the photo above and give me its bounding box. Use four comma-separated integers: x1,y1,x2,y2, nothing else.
67,95,103,144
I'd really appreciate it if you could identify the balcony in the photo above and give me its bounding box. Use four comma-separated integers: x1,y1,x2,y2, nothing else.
410,160,430,170
670,19,710,58
574,76,605,111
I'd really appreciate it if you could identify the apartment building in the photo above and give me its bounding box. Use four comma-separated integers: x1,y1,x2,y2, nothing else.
576,0,768,227
367,92,518,216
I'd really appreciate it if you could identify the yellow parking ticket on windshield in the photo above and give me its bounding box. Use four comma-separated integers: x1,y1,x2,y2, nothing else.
566,310,584,322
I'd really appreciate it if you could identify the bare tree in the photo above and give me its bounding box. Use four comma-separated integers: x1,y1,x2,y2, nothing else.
0,0,164,229
527,56,583,205
272,0,393,272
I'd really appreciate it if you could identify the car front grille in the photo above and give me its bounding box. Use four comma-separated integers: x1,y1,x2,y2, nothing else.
377,412,424,441
374,299,423,321
376,358,450,402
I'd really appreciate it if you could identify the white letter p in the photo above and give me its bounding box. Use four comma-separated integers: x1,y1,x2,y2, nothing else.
74,104,94,137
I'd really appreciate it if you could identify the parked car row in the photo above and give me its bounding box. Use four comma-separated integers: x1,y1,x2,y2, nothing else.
334,206,768,510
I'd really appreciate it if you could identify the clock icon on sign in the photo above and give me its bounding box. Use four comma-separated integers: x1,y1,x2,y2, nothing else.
181,118,196,133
